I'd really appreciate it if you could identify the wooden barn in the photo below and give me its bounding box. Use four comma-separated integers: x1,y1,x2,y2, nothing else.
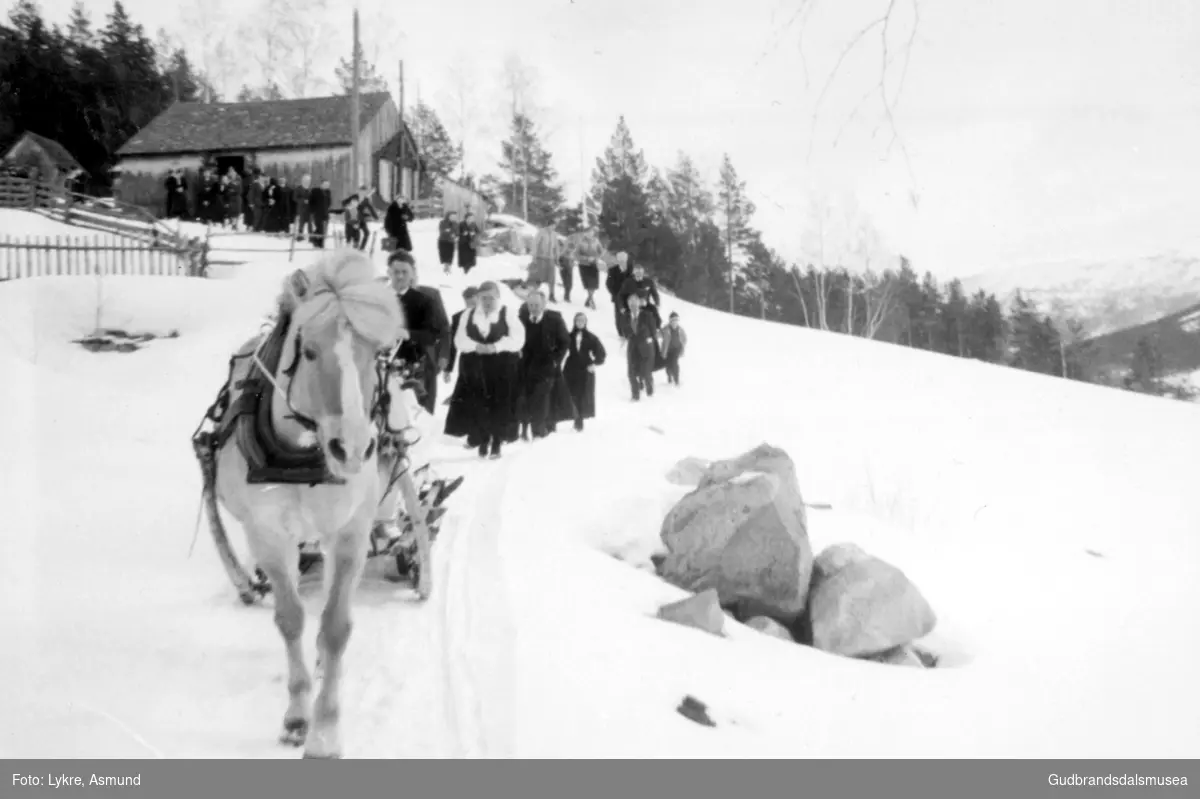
1,131,87,190
112,93,422,215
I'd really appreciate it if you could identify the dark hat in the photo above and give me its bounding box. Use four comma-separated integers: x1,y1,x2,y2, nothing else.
388,249,415,267
462,286,480,299
669,311,680,319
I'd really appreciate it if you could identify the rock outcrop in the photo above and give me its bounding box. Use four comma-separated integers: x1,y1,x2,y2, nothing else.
658,443,814,625
808,543,937,657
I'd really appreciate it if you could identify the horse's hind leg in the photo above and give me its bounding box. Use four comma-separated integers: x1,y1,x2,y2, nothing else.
303,528,368,760
258,557,312,747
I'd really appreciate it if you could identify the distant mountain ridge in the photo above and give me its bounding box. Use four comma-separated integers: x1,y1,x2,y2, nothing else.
960,252,1200,337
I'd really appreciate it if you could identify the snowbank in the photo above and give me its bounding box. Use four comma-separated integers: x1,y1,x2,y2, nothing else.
1,209,1197,758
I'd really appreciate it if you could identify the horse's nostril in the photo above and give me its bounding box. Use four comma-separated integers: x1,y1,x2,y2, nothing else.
328,438,347,463
364,439,376,460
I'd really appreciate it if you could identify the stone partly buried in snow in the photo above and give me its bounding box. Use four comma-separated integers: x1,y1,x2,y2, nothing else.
656,588,726,637
658,443,814,625
808,543,937,658
745,616,795,642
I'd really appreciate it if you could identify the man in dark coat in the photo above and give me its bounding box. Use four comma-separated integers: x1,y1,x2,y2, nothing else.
625,293,661,401
387,250,449,415
518,287,573,439
618,262,663,329
384,198,415,252
309,178,332,247
293,174,313,241
606,251,633,336
415,265,450,413
164,171,179,218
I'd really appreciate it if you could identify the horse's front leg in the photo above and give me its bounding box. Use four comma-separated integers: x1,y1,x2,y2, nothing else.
303,522,370,760
256,554,312,747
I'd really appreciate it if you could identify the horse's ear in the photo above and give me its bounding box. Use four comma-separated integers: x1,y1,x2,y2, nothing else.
288,269,311,300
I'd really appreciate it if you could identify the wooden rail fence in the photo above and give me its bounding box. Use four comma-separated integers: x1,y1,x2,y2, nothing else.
0,234,202,280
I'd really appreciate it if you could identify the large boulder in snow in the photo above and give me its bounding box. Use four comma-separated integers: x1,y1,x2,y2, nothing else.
808,543,937,657
658,443,814,625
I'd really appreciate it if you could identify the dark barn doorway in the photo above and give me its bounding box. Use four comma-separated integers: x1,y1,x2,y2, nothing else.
214,155,246,178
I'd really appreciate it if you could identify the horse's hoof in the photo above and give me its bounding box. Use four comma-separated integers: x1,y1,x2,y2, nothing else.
279,718,309,747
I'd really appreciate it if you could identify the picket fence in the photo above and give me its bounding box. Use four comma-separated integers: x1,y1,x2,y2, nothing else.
0,233,200,281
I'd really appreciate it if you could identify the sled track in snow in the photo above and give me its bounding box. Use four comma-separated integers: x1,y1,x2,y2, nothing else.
430,449,520,758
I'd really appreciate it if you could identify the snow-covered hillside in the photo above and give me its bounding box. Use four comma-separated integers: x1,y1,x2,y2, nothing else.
1,218,1198,758
961,251,1200,336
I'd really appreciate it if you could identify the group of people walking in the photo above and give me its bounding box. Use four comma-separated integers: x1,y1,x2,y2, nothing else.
436,210,482,274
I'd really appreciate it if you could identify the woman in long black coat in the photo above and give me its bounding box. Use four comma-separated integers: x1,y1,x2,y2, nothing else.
384,198,415,252
458,211,480,272
562,311,607,431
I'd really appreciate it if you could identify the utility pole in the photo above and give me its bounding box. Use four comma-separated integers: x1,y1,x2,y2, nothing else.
349,8,361,196
398,60,405,199
579,115,587,227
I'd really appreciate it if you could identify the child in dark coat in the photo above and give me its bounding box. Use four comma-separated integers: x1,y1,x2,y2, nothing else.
660,311,687,386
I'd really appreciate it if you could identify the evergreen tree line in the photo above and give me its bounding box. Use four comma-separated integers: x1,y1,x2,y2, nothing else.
526,115,1191,401
0,0,210,189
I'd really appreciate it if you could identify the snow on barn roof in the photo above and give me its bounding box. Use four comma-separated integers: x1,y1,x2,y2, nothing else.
115,92,393,157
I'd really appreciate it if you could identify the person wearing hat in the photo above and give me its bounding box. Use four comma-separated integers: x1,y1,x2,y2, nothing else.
660,311,687,386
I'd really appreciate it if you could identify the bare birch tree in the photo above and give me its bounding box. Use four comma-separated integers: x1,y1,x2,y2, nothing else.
442,56,481,183
500,53,539,219
276,0,332,97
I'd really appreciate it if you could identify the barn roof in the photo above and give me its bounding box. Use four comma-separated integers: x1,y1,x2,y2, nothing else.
2,131,86,174
115,92,393,157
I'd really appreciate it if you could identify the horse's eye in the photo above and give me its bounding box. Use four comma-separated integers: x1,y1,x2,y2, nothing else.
303,346,318,361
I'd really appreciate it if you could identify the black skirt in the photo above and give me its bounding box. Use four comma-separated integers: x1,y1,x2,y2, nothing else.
438,240,456,265
579,263,601,291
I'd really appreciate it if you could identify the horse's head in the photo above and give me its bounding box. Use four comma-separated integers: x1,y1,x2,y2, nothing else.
277,251,404,479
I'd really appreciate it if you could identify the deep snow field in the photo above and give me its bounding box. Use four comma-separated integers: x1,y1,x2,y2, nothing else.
0,214,1198,758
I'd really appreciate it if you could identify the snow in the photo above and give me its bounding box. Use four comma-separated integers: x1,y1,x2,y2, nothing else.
1,209,1198,758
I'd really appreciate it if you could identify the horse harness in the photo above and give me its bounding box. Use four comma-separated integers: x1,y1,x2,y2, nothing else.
191,312,428,492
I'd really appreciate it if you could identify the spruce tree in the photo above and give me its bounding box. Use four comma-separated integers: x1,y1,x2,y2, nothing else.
717,153,757,313
591,116,652,263
409,101,462,195
492,113,565,227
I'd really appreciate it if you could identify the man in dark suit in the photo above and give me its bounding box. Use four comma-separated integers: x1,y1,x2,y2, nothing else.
618,262,663,329
415,265,450,412
387,250,449,415
518,286,571,439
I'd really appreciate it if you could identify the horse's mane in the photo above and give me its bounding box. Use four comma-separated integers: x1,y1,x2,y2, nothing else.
276,250,404,349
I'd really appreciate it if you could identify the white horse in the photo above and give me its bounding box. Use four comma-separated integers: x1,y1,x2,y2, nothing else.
211,249,404,758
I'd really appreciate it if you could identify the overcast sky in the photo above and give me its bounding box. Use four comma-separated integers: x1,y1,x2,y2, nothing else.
30,0,1200,280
